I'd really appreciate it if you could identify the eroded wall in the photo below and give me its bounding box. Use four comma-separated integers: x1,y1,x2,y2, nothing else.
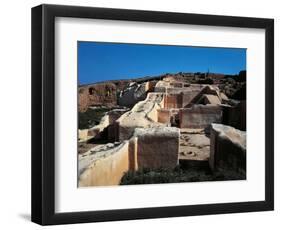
157,109,171,124
116,93,165,141
79,126,181,187
209,124,246,172
164,94,182,109
78,83,118,112
79,142,130,186
222,101,246,131
179,105,222,129
133,127,180,169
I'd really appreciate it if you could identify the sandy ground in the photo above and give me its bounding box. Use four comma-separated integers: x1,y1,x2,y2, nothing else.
179,128,210,161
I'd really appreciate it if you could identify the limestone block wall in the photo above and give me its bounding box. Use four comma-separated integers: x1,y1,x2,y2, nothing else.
116,93,165,141
164,94,183,109
117,124,137,142
221,101,246,131
154,81,169,92
169,82,183,88
157,109,171,124
179,105,222,129
79,142,130,187
182,91,200,107
209,124,246,172
79,126,180,186
147,102,162,122
133,127,180,169
203,94,221,105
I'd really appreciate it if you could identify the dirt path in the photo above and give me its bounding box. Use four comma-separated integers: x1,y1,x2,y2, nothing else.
179,128,210,161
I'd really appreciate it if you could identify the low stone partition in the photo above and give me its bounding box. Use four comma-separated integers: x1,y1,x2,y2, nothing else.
79,141,130,187
221,101,246,131
157,109,171,124
78,126,180,186
182,91,201,107
179,105,222,129
133,127,180,169
209,124,246,172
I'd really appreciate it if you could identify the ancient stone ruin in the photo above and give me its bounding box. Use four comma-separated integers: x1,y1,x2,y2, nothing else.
78,72,246,186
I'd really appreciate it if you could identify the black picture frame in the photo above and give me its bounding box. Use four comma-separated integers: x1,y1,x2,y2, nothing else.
31,4,274,225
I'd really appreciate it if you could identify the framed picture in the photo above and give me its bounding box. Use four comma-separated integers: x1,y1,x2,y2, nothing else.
31,4,274,225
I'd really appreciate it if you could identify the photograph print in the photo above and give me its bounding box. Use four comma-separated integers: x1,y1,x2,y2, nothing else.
77,42,246,187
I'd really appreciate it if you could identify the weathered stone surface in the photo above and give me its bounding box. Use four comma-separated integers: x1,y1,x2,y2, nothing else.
157,109,171,124
164,94,183,109
179,129,210,161
179,105,222,129
128,137,138,171
221,101,246,131
78,71,246,187
118,82,149,107
209,123,246,172
78,129,90,142
78,83,118,112
88,114,110,138
116,93,166,141
79,141,130,186
202,94,221,105
133,127,180,169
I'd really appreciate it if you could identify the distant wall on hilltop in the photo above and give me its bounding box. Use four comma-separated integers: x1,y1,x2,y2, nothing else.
78,81,130,112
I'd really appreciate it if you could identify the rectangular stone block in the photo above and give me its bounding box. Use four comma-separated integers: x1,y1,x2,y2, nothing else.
209,123,246,172
134,127,180,169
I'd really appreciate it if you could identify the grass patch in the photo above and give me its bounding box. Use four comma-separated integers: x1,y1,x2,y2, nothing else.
120,165,245,185
79,107,111,129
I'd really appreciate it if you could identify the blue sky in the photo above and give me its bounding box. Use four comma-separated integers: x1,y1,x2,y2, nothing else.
78,41,246,85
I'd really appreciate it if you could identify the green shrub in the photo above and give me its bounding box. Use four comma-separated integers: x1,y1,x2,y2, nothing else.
120,165,245,185
78,107,111,129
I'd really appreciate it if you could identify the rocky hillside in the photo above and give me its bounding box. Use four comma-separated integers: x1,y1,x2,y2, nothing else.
78,71,246,112
79,81,134,111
